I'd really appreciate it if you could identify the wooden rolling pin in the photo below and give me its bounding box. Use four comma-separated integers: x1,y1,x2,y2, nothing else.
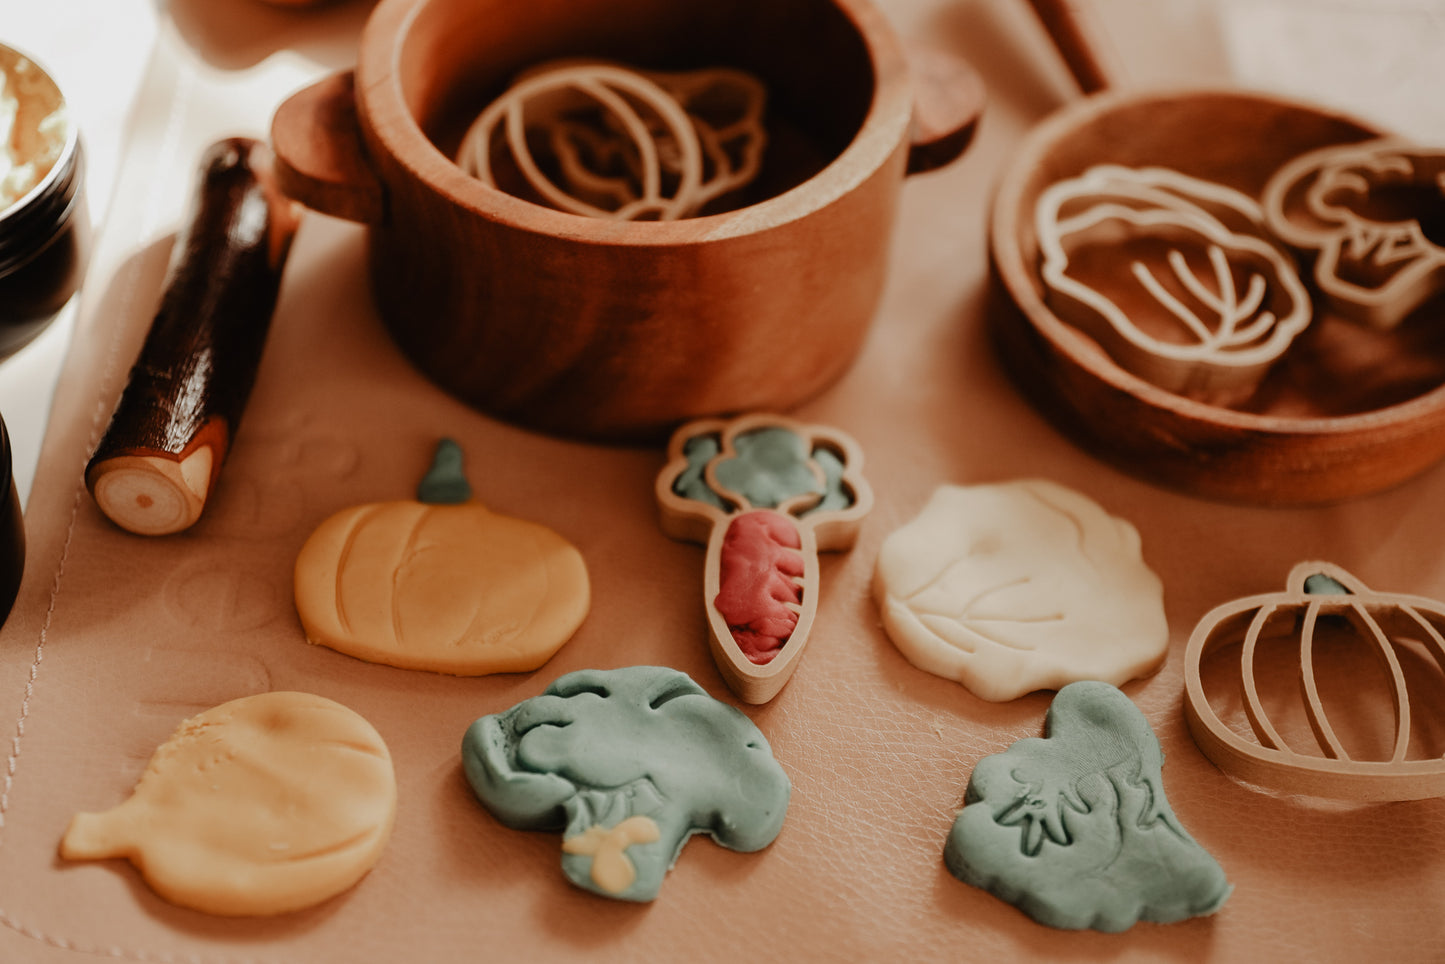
86,137,300,535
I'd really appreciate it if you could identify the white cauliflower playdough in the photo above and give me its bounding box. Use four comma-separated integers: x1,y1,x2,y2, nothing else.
873,479,1168,701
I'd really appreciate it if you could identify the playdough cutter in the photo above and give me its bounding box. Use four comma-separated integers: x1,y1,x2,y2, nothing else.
988,0,1445,505
656,413,872,704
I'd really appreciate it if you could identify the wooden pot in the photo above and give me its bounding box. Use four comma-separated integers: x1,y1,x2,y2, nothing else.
271,0,983,441
989,87,1445,505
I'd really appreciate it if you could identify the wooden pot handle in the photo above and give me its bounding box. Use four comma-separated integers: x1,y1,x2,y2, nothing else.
270,70,385,224
905,46,987,176
1025,0,1123,95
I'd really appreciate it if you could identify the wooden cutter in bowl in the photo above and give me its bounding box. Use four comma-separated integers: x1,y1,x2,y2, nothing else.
988,0,1445,505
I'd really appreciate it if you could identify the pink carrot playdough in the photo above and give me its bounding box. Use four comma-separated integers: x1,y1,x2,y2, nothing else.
713,510,804,663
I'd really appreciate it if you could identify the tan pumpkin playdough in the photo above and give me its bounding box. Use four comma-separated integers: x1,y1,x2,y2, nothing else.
294,439,590,675
59,691,396,917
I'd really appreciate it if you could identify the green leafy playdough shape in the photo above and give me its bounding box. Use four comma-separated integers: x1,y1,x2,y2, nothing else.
673,426,851,515
461,666,790,901
672,434,728,510
714,427,818,508
810,447,851,513
944,681,1230,932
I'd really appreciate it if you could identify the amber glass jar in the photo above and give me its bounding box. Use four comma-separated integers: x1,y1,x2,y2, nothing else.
0,412,22,630
0,43,87,360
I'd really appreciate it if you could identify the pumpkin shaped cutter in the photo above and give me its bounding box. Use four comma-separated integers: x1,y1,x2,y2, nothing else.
1184,561,1445,802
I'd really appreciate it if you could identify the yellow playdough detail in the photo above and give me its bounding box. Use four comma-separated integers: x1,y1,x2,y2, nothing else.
293,499,590,675
59,691,396,917
562,816,662,894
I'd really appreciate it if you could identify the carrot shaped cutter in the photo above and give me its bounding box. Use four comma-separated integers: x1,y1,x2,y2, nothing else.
86,137,300,535
655,413,872,703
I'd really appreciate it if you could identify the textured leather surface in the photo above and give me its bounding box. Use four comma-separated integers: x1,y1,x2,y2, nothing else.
2,0,1445,960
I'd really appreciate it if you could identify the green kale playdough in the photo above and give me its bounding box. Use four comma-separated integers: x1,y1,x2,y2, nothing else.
944,680,1230,931
462,666,790,901
673,425,851,514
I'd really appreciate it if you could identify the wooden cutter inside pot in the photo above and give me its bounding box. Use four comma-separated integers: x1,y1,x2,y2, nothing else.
987,0,1445,506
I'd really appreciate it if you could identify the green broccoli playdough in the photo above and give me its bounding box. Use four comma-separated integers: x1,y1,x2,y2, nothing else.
462,666,790,901
944,680,1230,931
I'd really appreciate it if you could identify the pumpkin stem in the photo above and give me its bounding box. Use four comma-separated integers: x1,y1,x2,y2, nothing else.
417,438,472,504
1303,573,1351,596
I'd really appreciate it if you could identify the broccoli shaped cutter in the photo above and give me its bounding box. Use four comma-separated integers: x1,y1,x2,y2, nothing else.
655,413,873,703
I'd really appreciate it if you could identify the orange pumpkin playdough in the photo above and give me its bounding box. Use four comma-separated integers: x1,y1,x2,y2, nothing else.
294,492,590,676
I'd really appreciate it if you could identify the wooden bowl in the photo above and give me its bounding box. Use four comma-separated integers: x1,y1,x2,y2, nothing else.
989,88,1445,505
272,0,984,442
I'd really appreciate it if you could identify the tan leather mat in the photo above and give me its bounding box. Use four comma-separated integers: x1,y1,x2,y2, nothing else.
2,0,1443,959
